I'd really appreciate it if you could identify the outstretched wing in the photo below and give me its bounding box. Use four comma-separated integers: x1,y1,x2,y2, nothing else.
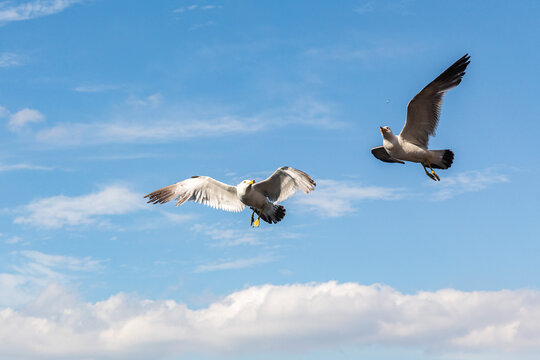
144,176,245,212
371,146,405,164
400,54,470,147
253,166,316,203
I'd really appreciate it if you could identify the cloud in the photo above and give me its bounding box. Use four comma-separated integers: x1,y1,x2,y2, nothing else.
355,2,375,14
0,0,81,23
430,168,510,200
14,185,145,229
194,255,274,272
191,223,262,247
1,281,540,358
0,52,24,67
173,4,222,13
0,163,54,172
8,108,45,131
0,250,103,307
74,83,123,93
295,179,404,217
4,235,22,244
34,98,340,146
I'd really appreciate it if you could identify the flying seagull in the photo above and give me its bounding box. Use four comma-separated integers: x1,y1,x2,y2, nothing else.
144,166,316,227
371,54,471,181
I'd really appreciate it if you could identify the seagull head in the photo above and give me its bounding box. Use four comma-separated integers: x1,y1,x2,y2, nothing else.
379,126,393,139
237,179,255,189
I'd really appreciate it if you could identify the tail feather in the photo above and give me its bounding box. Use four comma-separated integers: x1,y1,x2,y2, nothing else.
251,204,286,224
431,149,454,169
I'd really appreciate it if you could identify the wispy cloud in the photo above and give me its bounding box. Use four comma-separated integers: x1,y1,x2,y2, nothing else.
354,2,375,14
7,108,45,132
194,255,274,272
0,0,82,23
14,185,145,229
0,250,103,307
295,179,404,217
0,163,54,172
0,52,24,67
1,281,540,358
173,4,222,13
192,223,262,247
429,168,510,201
33,97,341,146
74,83,123,93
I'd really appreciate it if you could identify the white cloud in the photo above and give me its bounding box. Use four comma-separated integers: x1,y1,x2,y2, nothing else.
430,168,510,200
0,163,54,172
1,282,540,358
194,255,274,272
295,179,403,217
14,185,145,229
0,52,24,67
355,2,375,14
0,0,81,23
174,4,221,13
0,250,103,307
192,223,262,247
32,97,341,146
8,108,44,131
74,83,122,93
5,235,22,244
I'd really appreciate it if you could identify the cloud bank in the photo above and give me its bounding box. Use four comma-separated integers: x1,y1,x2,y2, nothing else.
1,281,540,359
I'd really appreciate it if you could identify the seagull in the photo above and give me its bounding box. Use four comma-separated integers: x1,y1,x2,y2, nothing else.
371,54,471,181
144,166,316,227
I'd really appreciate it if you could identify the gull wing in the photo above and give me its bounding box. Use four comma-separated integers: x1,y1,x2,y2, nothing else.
371,146,405,164
400,54,470,147
253,166,316,203
144,176,245,212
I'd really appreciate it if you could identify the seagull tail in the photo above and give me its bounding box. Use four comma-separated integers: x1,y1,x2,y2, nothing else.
430,149,454,169
251,204,286,224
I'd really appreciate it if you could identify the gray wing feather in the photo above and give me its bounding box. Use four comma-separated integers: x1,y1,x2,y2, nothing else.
253,166,316,203
400,54,470,147
371,146,405,164
144,176,245,212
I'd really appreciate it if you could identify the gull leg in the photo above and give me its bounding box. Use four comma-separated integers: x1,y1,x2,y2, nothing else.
426,160,441,181
250,209,255,226
422,162,437,181
253,205,264,228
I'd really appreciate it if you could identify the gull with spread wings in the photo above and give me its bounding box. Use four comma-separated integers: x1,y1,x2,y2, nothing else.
371,54,471,181
145,167,315,227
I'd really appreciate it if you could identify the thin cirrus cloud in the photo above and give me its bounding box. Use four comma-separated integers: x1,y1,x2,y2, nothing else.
295,179,404,217
1,281,540,358
13,185,145,229
0,0,82,23
295,169,509,218
33,98,341,146
193,255,275,273
6,108,45,132
0,163,54,172
429,168,510,201
0,52,24,67
0,250,103,307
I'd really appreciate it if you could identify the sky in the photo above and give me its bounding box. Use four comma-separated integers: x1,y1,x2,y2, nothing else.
1,0,540,359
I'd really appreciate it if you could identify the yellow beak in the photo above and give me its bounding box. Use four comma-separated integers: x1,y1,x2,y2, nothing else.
249,180,255,184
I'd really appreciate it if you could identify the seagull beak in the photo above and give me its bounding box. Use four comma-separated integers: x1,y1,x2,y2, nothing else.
249,180,255,184
380,126,384,133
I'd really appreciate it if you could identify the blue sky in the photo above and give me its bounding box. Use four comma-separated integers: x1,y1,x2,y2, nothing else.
1,0,540,359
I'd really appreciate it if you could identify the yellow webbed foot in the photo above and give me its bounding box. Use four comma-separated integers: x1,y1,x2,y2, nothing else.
431,171,441,181
253,218,260,227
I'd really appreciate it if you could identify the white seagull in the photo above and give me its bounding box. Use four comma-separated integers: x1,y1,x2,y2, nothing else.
145,166,316,227
372,54,471,181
